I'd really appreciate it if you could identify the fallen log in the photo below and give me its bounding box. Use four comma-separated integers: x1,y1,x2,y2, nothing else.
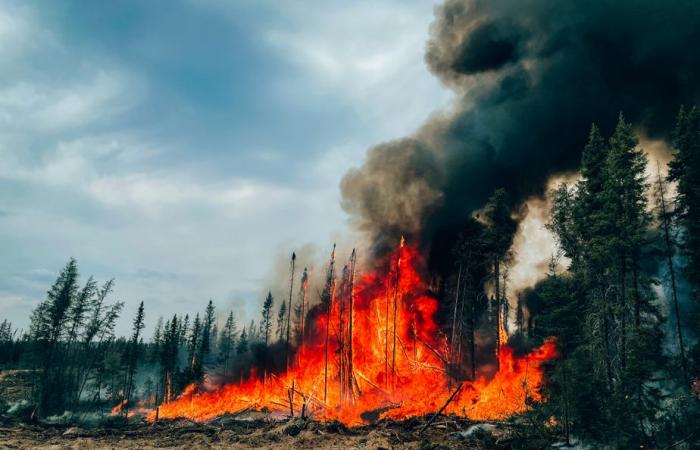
419,382,463,435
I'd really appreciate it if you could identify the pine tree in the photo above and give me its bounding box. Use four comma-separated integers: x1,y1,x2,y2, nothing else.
548,183,578,264
261,292,274,346
219,312,237,376
570,123,615,383
151,316,163,364
276,301,287,342
482,188,516,361
247,320,257,343
574,124,610,271
605,113,650,362
236,328,248,355
29,258,80,415
655,166,688,379
188,313,201,371
199,300,215,365
179,314,190,346
160,315,179,402
668,105,700,376
123,301,145,414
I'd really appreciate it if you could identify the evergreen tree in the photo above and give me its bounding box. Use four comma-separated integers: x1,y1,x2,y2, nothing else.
160,315,179,402
573,124,610,271
482,188,516,360
123,301,145,414
219,312,237,376
543,116,664,446
261,292,274,346
199,300,215,365
247,320,258,343
179,314,190,346
29,258,79,415
236,328,248,355
276,301,287,342
188,313,202,371
151,316,163,364
668,105,700,376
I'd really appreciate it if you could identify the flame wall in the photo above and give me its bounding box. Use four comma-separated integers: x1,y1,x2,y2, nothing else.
149,245,556,425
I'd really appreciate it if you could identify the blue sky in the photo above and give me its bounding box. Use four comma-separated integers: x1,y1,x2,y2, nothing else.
0,0,450,334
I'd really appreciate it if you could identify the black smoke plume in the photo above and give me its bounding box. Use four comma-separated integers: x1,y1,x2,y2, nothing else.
341,0,700,260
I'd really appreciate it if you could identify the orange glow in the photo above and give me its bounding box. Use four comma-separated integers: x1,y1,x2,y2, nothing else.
111,399,127,415
146,244,557,426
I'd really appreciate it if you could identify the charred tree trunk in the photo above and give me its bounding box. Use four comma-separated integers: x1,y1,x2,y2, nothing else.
285,253,296,372
391,237,404,390
323,244,336,403
494,257,501,370
450,264,462,365
469,293,477,381
347,249,357,403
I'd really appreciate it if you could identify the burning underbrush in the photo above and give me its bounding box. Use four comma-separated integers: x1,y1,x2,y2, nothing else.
144,242,557,427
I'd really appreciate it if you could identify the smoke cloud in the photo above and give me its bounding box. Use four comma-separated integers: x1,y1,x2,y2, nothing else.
341,0,700,255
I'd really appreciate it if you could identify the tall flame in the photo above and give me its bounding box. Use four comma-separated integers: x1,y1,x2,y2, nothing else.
147,244,557,425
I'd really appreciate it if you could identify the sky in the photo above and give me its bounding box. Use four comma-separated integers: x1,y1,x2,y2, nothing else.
0,0,450,334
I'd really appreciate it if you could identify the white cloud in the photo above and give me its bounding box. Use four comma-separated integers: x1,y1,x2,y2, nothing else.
263,1,450,139
0,70,138,133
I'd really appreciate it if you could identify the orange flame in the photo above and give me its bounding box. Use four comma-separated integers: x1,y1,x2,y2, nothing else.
146,244,557,425
111,399,127,415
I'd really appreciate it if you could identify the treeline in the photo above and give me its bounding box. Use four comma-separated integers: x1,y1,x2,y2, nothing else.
0,261,305,419
439,110,700,448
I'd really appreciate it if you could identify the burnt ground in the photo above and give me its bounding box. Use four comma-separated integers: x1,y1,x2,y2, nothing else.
0,413,523,450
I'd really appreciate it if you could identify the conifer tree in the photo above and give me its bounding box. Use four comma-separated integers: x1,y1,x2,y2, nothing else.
123,301,144,413
219,311,237,376
29,258,79,415
482,188,516,360
276,301,287,342
261,292,274,346
199,300,215,365
151,316,163,363
236,328,248,355
179,314,190,346
188,313,201,371
668,105,700,375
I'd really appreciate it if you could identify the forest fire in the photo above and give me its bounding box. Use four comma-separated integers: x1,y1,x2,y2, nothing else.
148,243,557,426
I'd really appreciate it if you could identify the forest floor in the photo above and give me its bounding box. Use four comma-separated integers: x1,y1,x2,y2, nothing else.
0,413,521,450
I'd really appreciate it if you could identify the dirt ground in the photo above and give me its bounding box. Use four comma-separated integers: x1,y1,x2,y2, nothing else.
0,415,510,450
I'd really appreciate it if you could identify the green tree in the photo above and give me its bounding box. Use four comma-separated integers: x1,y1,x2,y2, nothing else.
219,312,237,376
123,301,145,414
188,313,201,372
482,188,516,361
236,328,248,355
261,292,274,346
160,315,179,402
276,301,287,342
199,300,215,365
29,258,79,415
668,105,700,376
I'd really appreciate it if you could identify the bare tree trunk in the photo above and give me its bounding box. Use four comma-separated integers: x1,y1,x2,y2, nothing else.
347,249,357,403
450,265,462,365
391,238,404,390
285,253,296,372
494,258,501,370
470,293,477,381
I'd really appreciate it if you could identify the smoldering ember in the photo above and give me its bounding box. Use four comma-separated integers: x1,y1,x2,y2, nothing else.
1,1,700,449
